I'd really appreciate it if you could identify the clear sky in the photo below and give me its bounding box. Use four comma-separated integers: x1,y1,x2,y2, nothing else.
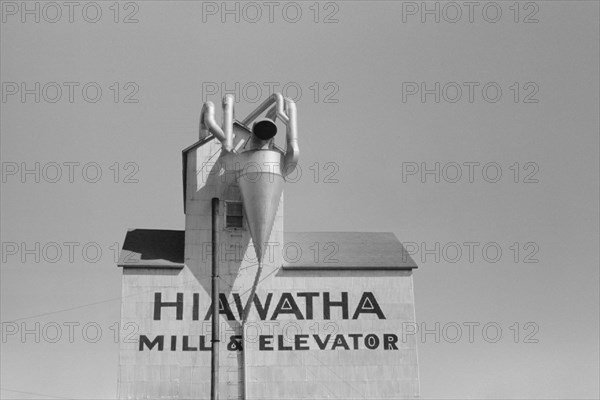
1,1,599,399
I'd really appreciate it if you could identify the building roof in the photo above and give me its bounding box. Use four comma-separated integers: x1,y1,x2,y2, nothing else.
117,230,417,270
118,229,185,269
280,232,417,270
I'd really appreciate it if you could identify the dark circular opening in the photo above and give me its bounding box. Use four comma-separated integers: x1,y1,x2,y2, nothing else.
252,119,277,140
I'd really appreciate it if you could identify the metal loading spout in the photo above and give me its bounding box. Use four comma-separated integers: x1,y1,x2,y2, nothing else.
240,93,299,177
252,118,277,141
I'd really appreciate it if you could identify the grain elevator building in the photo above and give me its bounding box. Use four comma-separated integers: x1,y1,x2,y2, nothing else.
116,94,419,399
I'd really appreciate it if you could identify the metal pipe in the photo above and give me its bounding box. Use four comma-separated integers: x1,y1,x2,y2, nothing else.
241,261,264,325
265,106,277,122
210,198,220,400
200,98,234,152
241,328,247,400
241,93,287,126
241,93,298,175
221,95,235,152
241,259,263,400
283,98,299,176
200,102,224,142
252,118,278,141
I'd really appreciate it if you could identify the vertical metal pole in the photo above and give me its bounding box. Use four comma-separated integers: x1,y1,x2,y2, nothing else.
211,198,220,400
241,259,264,400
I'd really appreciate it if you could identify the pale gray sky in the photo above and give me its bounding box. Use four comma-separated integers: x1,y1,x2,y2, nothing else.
1,1,599,399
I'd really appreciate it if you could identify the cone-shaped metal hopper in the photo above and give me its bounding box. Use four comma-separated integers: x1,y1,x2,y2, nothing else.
237,150,285,263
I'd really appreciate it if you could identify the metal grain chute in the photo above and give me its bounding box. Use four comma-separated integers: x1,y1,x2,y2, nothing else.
237,150,285,263
237,93,298,262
